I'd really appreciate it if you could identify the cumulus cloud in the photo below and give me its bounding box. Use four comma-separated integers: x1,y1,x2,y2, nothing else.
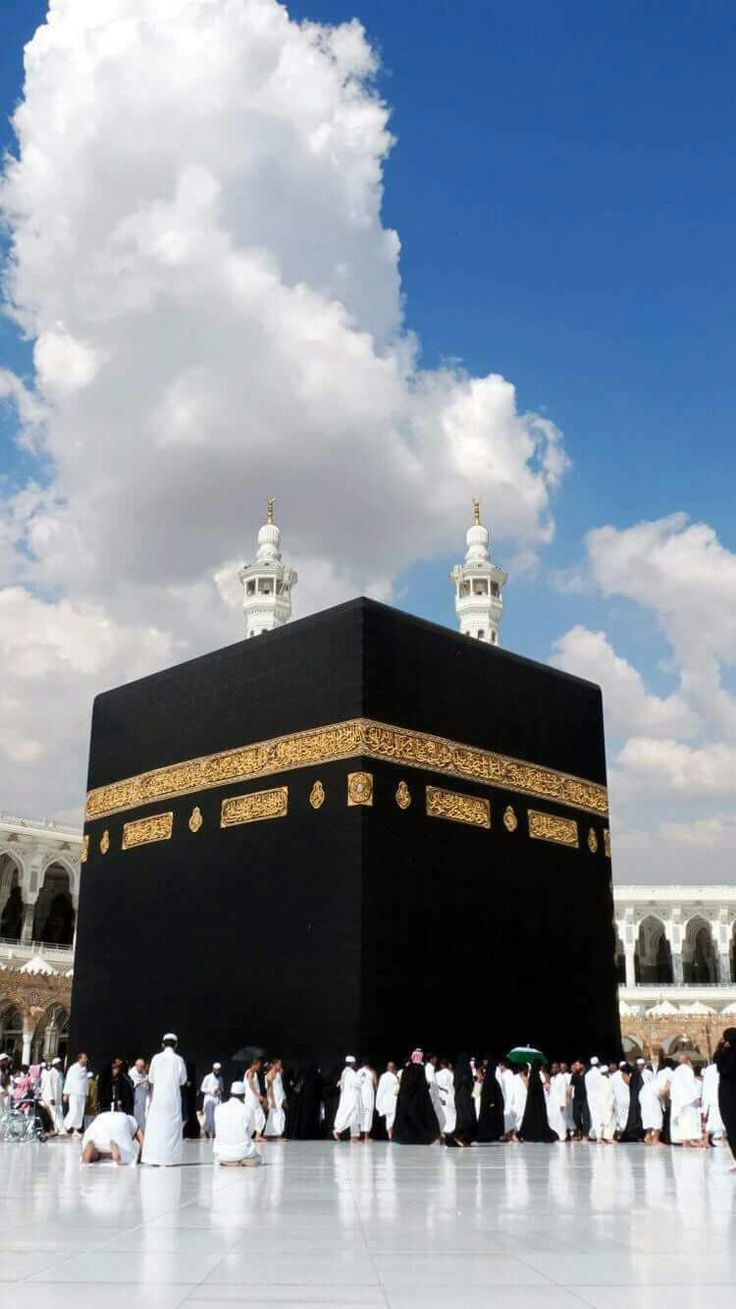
551,626,697,741
0,0,568,817
557,515,736,883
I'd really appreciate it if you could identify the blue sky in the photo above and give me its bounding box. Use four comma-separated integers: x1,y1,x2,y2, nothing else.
0,0,734,870
2,0,733,674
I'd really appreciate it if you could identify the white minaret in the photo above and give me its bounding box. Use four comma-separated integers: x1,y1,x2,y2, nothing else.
239,498,297,639
450,498,508,645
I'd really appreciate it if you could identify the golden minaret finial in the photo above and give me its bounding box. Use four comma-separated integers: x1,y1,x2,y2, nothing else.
266,496,275,525
472,497,481,526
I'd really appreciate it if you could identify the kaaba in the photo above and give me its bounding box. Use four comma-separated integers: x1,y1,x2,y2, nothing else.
71,597,621,1070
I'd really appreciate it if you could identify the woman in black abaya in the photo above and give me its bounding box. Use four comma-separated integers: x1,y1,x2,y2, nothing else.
285,1063,323,1139
393,1049,441,1144
477,1061,505,1143
715,1028,736,1165
519,1062,557,1143
445,1052,476,1147
619,1061,645,1142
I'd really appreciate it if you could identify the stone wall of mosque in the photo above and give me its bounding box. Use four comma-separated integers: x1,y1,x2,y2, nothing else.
0,815,80,1064
614,885,736,1060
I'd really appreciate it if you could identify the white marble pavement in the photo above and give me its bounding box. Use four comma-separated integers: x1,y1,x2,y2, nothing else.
2,1138,736,1307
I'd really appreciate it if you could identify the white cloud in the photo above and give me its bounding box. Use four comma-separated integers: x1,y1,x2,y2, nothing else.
0,0,569,818
560,515,736,883
551,626,697,740
0,588,172,818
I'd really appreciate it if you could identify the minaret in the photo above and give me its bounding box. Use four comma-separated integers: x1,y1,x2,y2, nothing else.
450,498,508,645
239,498,297,639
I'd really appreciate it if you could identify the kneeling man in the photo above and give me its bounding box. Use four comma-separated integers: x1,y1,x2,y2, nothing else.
213,1081,262,1167
81,1110,143,1165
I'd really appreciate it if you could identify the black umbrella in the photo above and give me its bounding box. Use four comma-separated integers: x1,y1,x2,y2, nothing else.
231,1045,266,1064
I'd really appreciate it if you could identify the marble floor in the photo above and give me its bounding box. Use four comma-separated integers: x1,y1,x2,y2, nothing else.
1,1138,736,1307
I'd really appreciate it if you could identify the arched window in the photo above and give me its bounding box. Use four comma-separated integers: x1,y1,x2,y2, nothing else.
0,853,23,941
32,864,75,946
634,916,673,984
31,1004,69,1064
682,916,718,984
0,1004,23,1066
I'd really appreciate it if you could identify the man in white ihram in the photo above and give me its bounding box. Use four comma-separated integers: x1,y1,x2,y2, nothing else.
63,1052,91,1136
213,1081,262,1167
40,1057,64,1134
141,1033,187,1166
333,1055,361,1141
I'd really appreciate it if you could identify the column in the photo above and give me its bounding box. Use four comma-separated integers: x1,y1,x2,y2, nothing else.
671,952,684,984
624,942,636,988
20,901,35,945
667,909,683,985
21,1017,34,1065
717,912,732,983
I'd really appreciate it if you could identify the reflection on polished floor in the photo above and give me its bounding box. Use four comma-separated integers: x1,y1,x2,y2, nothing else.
2,1139,736,1307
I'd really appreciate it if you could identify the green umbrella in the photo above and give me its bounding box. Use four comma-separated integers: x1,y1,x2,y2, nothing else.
506,1045,547,1065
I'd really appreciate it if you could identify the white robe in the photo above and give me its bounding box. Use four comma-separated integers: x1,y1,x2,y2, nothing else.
435,1066,456,1134
213,1096,260,1163
40,1066,64,1132
141,1048,187,1165
265,1071,286,1136
610,1070,630,1132
63,1062,90,1131
639,1079,663,1132
548,1072,569,1141
128,1066,149,1130
591,1076,617,1141
498,1067,516,1133
701,1063,724,1136
584,1066,603,1138
82,1111,140,1165
200,1072,223,1136
358,1067,376,1134
670,1065,702,1144
511,1073,528,1131
333,1066,361,1136
376,1070,399,1131
245,1070,266,1135
425,1062,445,1131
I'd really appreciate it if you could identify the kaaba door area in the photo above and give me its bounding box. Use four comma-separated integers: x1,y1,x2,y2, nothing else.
71,598,621,1071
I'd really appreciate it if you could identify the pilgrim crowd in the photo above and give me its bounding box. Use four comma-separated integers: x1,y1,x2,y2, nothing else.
3,1030,736,1168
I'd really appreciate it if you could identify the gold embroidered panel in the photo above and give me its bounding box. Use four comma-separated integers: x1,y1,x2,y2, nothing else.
347,771,373,806
80,835,89,863
426,786,491,829
122,812,174,851
604,829,611,858
528,810,579,849
86,718,608,822
220,787,288,828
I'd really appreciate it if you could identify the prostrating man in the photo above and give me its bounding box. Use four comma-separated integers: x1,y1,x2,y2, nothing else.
715,1028,736,1167
81,1110,143,1165
376,1061,400,1140
63,1052,91,1136
40,1058,64,1134
393,1049,441,1145
213,1081,262,1167
333,1055,361,1141
141,1033,187,1166
200,1062,224,1139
